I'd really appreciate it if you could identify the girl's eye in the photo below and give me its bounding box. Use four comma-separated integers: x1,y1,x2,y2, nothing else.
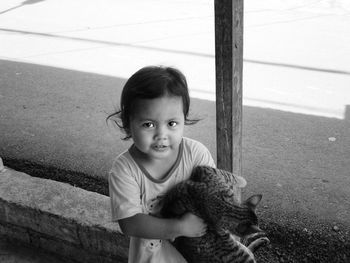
142,122,154,128
168,121,177,127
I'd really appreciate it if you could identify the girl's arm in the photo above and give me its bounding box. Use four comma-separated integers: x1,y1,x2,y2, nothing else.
118,212,207,240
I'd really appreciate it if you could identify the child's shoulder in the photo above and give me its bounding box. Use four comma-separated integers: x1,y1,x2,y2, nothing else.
111,148,135,170
182,137,216,169
182,137,210,153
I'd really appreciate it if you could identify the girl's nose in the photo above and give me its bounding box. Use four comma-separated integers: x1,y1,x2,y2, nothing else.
155,125,167,140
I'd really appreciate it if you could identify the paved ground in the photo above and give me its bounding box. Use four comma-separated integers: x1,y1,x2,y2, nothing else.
0,0,350,262
1,0,349,117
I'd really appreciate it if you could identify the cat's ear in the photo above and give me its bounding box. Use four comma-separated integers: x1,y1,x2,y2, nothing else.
245,194,262,207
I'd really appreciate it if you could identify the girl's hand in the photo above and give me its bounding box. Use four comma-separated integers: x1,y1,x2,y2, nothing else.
179,212,207,237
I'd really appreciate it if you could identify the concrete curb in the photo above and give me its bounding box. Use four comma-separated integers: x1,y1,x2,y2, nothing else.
0,165,128,263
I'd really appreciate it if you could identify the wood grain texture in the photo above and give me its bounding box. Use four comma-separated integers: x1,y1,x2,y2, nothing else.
215,0,243,176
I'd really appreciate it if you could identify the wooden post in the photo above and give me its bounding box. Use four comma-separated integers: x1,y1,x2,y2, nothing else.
215,0,243,176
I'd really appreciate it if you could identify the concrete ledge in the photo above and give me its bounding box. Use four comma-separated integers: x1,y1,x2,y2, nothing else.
0,166,128,263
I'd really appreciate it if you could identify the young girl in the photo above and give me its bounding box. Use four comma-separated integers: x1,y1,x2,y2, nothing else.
108,66,216,262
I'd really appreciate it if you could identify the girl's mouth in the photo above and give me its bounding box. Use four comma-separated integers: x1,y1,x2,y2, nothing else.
153,145,168,151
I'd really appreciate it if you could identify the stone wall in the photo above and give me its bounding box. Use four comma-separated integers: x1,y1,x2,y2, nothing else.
0,166,129,263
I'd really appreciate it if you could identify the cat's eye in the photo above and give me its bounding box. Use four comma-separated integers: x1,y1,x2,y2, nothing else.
222,189,234,199
227,189,234,197
236,223,249,234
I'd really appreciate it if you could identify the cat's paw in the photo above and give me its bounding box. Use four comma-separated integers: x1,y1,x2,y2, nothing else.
242,232,270,253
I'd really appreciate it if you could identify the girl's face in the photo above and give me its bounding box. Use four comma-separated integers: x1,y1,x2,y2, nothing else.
129,95,185,162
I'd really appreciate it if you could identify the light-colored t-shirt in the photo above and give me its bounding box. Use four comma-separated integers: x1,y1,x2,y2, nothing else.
109,137,215,263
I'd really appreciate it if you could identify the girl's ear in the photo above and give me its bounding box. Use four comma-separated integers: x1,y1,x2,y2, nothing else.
245,194,262,208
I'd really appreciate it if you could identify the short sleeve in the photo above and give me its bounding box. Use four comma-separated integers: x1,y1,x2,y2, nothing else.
190,139,216,168
108,158,143,221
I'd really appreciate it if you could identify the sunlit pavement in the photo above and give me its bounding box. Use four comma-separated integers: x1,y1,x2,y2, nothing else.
0,0,349,119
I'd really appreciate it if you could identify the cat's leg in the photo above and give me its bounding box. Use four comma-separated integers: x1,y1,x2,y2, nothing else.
242,231,270,253
173,233,220,263
215,231,256,263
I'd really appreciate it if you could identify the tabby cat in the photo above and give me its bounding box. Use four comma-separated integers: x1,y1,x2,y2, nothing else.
160,166,269,263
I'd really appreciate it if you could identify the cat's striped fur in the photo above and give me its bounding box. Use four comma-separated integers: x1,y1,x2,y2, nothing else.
160,166,269,263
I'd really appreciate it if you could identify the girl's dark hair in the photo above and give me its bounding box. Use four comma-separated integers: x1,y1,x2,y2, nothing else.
107,65,199,140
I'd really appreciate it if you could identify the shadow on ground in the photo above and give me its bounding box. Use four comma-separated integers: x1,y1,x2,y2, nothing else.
1,59,349,262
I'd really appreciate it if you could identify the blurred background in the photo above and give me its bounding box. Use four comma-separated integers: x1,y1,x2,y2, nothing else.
1,0,349,119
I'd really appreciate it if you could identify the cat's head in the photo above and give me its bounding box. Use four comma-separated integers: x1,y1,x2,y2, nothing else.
191,166,247,189
215,194,263,238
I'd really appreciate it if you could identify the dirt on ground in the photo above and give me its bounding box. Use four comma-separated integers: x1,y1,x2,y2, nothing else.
3,158,350,263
